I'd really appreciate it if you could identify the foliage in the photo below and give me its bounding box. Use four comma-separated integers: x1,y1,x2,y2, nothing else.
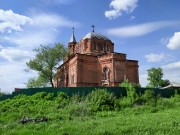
120,79,141,105
56,92,69,109
26,77,50,88
26,43,68,87
141,90,155,102
1,88,180,134
120,79,141,89
85,89,117,112
161,79,170,87
0,91,5,97
140,90,157,107
147,67,170,88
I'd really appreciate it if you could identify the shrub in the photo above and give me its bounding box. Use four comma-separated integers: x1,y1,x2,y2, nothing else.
56,92,69,109
171,90,180,103
141,90,155,101
0,91,5,97
120,80,140,105
69,102,90,117
44,93,55,100
141,90,157,106
57,92,69,100
85,89,117,112
120,79,141,89
156,98,175,110
119,97,132,108
32,92,48,100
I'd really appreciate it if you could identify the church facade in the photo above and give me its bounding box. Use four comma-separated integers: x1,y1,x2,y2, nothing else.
54,28,139,87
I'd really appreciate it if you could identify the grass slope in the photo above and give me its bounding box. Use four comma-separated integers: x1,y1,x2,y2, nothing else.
1,89,180,135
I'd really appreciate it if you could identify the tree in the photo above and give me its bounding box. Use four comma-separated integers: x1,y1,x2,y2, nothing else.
147,67,170,88
26,76,49,88
26,43,68,88
0,90,5,97
161,79,170,87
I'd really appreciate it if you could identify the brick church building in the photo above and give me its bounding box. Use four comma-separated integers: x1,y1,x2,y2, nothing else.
54,27,139,87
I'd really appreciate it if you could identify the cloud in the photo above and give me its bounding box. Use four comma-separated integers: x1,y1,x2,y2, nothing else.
145,53,175,63
167,32,180,50
41,0,74,5
0,62,37,93
130,16,136,20
2,13,80,49
145,53,166,62
0,9,80,93
106,21,179,37
7,31,58,49
105,0,139,19
0,9,33,33
31,13,79,29
0,45,3,49
0,9,80,49
160,37,170,45
0,47,34,62
162,61,180,71
139,61,180,87
139,74,148,87
162,61,180,83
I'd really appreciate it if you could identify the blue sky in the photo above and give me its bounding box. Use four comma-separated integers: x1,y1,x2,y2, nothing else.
0,0,180,93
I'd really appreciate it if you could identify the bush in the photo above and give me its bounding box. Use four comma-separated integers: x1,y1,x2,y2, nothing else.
171,90,180,103
141,90,155,101
0,91,5,97
85,89,117,112
120,79,141,89
120,97,132,108
120,80,140,105
141,90,157,106
31,92,48,100
69,102,90,117
44,93,55,100
56,92,69,109
156,98,175,109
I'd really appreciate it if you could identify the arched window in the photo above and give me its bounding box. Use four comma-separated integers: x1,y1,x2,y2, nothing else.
107,44,109,51
104,44,107,51
103,67,109,80
71,74,74,84
93,43,96,50
65,73,68,86
100,44,103,51
60,73,65,87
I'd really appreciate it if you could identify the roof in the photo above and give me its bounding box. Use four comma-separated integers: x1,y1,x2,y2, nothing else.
69,33,76,43
83,32,109,40
161,82,180,89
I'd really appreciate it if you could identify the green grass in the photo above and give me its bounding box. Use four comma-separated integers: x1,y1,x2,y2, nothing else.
1,108,180,135
1,89,180,135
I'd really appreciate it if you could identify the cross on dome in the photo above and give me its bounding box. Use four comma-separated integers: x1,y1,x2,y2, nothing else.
69,26,76,43
91,25,95,32
72,27,75,34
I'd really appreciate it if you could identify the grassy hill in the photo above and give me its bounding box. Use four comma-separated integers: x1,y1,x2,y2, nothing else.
1,88,180,135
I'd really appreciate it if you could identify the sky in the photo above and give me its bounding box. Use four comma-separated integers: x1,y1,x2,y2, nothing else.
0,0,180,93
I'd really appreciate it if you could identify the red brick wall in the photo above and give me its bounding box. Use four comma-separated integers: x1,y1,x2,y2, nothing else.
55,36,139,87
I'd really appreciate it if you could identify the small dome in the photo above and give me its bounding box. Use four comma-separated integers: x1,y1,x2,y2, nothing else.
83,32,109,40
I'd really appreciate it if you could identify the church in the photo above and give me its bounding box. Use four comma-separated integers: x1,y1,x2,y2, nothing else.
54,26,139,87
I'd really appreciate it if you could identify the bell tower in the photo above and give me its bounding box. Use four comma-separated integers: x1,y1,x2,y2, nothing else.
68,27,77,55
